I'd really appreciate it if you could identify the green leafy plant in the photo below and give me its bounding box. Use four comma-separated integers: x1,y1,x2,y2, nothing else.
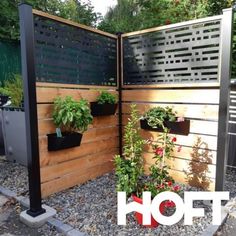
52,96,93,134
0,74,23,107
141,133,181,198
114,104,145,197
114,104,182,200
142,106,176,129
96,91,117,104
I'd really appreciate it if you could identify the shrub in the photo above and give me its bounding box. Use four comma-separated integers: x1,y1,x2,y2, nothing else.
114,104,145,197
0,74,23,107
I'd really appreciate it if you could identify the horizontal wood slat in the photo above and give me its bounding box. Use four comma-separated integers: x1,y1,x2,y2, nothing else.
140,130,217,150
121,83,220,89
143,146,217,165
40,137,119,167
122,103,219,120
122,89,219,104
41,161,114,197
36,87,118,103
143,153,216,178
36,82,118,90
38,117,118,135
41,149,117,183
37,104,119,125
38,118,118,136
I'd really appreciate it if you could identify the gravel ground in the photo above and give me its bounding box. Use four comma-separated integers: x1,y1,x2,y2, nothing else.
0,156,28,196
2,157,236,236
215,167,236,236
45,172,213,236
224,167,236,198
0,193,62,236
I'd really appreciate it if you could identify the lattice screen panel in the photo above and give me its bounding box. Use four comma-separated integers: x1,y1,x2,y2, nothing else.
34,16,117,86
123,20,221,85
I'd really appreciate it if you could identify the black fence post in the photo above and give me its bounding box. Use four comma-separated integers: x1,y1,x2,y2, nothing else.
215,8,233,191
117,33,123,156
19,3,45,217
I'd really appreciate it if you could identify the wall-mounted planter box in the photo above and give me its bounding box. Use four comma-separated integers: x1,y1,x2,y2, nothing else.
47,132,83,151
90,102,117,116
140,119,190,136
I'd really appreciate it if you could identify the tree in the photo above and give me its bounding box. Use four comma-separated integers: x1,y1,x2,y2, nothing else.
99,0,233,34
0,0,100,41
98,0,140,34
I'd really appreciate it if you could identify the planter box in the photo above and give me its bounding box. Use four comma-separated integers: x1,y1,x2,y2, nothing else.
132,195,166,228
1,108,27,166
90,102,117,116
47,132,83,151
140,118,190,136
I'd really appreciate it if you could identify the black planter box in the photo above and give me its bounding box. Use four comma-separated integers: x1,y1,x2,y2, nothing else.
140,119,190,136
90,102,117,116
47,132,83,151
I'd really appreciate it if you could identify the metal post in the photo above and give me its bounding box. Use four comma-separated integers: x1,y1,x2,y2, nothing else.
215,8,233,191
117,33,123,156
19,3,45,216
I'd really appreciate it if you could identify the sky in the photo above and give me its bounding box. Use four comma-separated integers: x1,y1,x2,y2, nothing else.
89,0,117,16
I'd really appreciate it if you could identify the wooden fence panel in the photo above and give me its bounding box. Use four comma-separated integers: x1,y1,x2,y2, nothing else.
37,84,119,197
122,88,219,190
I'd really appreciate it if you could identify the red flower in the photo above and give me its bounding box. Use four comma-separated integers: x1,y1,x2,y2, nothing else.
167,181,172,187
173,185,180,192
172,137,177,142
177,146,182,152
165,200,175,208
155,147,163,156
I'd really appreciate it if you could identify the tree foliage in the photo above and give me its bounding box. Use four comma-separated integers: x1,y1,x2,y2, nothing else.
0,0,100,41
99,0,233,34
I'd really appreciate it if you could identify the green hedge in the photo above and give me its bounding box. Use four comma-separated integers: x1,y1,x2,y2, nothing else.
0,40,21,84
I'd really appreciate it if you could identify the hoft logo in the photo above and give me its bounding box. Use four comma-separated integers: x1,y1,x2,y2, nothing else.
117,191,229,226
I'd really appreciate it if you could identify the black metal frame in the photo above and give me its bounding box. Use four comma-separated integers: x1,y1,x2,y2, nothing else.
19,3,45,217
117,33,123,156
215,8,233,191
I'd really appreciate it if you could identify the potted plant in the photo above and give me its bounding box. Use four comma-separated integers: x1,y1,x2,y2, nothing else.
47,96,93,151
140,106,190,135
132,131,181,227
115,104,182,228
90,91,118,116
114,104,145,197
